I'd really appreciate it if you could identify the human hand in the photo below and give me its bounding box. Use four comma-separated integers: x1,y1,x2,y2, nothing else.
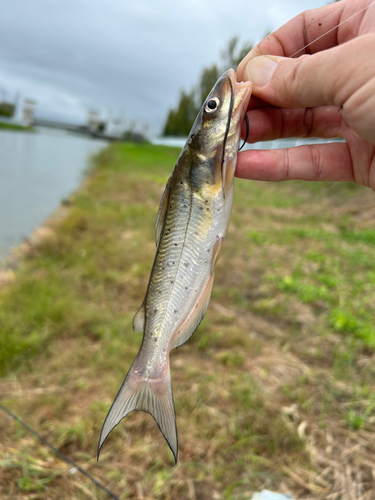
236,0,375,191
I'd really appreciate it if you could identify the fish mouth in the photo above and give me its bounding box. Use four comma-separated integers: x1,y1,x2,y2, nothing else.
226,68,252,129
219,70,252,193
216,69,252,153
220,74,235,176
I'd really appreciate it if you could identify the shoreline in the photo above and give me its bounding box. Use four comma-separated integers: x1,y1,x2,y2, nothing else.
0,125,108,285
0,205,70,287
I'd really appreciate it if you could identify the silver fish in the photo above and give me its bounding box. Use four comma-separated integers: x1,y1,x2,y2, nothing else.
98,69,252,462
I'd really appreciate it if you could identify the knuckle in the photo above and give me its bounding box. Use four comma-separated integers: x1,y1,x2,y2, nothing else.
288,62,300,88
303,108,313,137
310,145,323,180
279,58,306,105
283,148,291,181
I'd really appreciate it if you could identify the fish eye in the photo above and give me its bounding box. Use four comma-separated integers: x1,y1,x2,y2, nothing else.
204,97,220,113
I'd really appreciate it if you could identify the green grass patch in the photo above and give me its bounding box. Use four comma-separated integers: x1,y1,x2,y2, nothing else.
1,142,375,499
0,122,33,132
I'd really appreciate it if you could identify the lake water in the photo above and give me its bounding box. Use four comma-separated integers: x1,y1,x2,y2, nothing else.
0,127,107,264
0,129,341,265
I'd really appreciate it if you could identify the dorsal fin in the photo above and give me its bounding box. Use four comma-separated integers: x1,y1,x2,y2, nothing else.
155,178,171,246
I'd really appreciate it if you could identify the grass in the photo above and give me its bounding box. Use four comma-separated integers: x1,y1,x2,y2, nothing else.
1,142,375,499
0,122,33,132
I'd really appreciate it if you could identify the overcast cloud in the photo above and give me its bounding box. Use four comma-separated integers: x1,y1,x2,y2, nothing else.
0,0,327,134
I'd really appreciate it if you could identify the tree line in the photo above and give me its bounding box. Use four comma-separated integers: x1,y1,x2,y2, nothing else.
163,37,254,136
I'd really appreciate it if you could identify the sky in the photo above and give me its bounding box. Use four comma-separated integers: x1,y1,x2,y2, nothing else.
0,0,328,135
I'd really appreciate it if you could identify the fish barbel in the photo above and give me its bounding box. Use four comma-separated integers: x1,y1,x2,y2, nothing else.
98,69,252,462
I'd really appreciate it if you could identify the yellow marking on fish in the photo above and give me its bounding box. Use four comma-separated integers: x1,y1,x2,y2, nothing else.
202,181,223,197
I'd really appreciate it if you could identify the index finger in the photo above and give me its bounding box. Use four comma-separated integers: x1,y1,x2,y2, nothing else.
235,142,354,183
237,0,372,80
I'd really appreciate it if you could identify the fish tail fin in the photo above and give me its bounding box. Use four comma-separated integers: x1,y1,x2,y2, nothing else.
97,361,177,463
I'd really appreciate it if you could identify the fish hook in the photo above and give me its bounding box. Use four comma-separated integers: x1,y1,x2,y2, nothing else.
238,113,249,151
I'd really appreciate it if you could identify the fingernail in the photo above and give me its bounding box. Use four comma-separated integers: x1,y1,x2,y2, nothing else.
244,56,278,87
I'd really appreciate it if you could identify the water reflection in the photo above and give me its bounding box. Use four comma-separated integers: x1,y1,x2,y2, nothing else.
0,127,107,263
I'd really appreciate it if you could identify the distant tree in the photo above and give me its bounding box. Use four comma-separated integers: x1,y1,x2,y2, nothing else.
0,102,15,117
163,89,198,136
163,36,255,136
198,64,220,108
221,36,253,69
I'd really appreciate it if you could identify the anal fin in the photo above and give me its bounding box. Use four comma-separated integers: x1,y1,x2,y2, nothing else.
171,274,214,350
221,157,235,200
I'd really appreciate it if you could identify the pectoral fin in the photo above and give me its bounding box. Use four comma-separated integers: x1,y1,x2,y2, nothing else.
210,236,223,274
155,178,171,246
132,297,146,332
221,159,228,199
221,156,236,200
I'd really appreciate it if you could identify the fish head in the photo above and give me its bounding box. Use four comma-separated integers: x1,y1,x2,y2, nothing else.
188,69,252,153
186,69,252,196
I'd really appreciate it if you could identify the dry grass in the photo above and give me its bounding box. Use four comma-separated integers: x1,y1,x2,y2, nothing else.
0,143,375,499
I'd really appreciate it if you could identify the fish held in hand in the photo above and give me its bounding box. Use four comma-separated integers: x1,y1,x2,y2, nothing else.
98,69,252,463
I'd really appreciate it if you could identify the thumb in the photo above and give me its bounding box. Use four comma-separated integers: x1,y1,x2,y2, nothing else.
242,34,375,143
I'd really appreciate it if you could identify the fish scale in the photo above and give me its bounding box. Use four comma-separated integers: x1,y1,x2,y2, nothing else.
98,69,252,462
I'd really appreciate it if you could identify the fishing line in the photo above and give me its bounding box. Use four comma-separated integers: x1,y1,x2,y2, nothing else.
290,0,375,58
238,1,375,149
239,113,249,151
0,402,120,500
